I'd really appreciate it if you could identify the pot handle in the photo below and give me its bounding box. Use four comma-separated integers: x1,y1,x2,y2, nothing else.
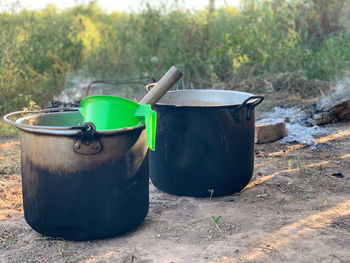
232,95,264,122
145,83,157,93
71,122,103,155
236,95,264,112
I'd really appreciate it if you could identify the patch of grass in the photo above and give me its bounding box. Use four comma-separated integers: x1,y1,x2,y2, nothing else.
0,120,19,138
0,139,21,176
0,230,18,248
0,237,17,248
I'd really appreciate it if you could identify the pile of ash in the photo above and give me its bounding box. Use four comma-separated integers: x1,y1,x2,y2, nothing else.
257,80,350,145
257,106,336,145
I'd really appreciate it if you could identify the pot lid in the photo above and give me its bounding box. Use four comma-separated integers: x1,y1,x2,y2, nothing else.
156,89,257,107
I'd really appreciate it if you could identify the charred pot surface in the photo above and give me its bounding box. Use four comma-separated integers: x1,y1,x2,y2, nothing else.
150,106,255,197
149,90,264,197
20,129,149,241
12,110,150,241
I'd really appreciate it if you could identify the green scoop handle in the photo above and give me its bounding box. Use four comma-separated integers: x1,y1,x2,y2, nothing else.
134,104,156,151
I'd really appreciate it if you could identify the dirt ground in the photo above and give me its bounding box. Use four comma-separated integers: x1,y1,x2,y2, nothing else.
1,95,350,263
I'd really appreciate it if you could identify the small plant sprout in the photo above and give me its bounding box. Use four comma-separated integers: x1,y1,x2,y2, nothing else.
211,215,222,236
208,189,214,199
57,240,66,256
278,197,286,219
288,158,294,170
279,197,285,206
322,193,329,205
287,156,306,175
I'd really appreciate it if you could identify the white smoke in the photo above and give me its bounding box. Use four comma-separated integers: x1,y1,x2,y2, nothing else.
55,83,93,103
54,72,150,103
54,73,94,103
316,79,350,112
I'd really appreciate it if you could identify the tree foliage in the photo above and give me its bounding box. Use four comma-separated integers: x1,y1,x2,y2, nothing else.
0,0,349,114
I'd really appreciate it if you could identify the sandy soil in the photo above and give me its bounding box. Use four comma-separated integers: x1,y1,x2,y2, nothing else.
1,102,350,263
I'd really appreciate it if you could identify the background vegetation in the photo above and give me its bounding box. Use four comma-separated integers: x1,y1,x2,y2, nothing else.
1,0,350,116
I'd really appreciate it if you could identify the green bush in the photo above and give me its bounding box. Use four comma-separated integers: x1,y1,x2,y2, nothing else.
302,30,350,80
1,0,350,116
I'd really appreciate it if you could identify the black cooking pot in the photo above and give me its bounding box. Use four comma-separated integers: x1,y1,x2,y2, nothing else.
149,89,264,197
4,109,149,241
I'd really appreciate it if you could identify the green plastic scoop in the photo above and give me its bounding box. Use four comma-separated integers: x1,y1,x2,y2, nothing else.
79,66,183,151
79,95,156,151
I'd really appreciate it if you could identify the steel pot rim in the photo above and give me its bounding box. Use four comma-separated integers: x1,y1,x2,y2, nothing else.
154,89,264,109
3,108,145,136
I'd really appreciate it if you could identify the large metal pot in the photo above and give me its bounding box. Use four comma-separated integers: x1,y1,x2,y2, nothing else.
4,109,149,241
149,89,264,197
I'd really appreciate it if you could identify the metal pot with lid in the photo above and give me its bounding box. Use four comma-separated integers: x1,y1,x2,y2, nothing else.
149,89,264,197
